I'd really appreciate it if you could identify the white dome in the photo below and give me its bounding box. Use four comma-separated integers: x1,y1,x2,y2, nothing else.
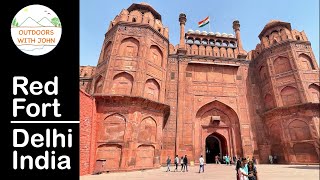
201,31,207,35
228,34,234,37
221,33,228,37
187,29,194,33
195,30,201,34
208,32,214,35
215,32,221,36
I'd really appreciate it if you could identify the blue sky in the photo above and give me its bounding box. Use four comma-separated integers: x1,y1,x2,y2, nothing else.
80,0,319,66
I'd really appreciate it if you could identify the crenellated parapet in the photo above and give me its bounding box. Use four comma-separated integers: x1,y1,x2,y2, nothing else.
108,3,169,39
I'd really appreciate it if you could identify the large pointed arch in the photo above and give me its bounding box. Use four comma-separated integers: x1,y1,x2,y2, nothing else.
196,100,239,125
195,100,243,159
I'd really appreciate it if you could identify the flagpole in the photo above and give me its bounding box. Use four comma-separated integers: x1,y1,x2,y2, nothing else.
208,16,212,32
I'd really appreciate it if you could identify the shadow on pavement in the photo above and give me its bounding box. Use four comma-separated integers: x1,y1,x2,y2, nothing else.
287,166,319,170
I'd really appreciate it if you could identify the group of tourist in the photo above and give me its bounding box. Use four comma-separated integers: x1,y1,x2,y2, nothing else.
166,154,259,180
268,155,278,164
236,157,258,180
215,154,233,165
166,155,189,172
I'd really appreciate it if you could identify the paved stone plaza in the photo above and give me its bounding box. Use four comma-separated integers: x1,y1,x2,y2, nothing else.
80,164,319,180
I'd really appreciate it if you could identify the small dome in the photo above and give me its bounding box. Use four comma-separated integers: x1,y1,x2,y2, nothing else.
208,32,214,35
228,34,234,37
215,32,221,36
201,31,207,35
140,2,150,6
221,33,228,37
266,19,281,26
195,30,201,34
187,29,194,33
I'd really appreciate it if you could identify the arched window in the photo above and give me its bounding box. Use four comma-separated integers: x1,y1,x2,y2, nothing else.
111,72,133,95
288,120,311,141
299,54,315,70
259,66,267,80
280,86,301,106
273,57,291,74
264,94,274,110
132,17,136,22
308,84,320,103
138,117,157,142
101,113,126,141
150,45,163,66
94,75,103,93
119,37,139,57
98,41,112,64
194,39,201,45
144,79,160,101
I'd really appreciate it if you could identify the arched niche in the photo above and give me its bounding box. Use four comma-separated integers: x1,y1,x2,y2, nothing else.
119,37,140,57
94,75,103,93
308,84,320,103
100,113,126,141
273,56,291,74
111,72,133,95
135,145,155,168
264,93,275,110
299,54,315,70
280,86,301,106
138,117,157,143
288,120,311,141
149,45,163,67
144,79,160,101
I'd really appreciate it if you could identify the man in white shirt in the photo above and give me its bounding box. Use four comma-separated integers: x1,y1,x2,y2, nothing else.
199,155,205,173
174,155,179,172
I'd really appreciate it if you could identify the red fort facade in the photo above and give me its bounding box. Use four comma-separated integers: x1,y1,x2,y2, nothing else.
79,3,320,175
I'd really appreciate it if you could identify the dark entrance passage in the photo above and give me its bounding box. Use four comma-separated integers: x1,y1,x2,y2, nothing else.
205,133,227,163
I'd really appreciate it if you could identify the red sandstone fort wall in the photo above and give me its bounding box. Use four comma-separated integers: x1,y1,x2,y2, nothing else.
79,3,320,175
80,90,96,175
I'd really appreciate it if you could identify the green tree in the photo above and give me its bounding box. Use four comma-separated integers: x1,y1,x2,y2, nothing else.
51,17,61,27
12,18,19,27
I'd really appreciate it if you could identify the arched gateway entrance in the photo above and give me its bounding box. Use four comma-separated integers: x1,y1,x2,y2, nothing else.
205,133,227,163
194,101,243,164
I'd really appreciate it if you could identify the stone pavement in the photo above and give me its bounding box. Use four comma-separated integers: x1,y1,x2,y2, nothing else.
80,164,319,180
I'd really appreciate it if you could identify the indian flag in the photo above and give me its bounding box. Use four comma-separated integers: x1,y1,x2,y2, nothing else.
198,16,210,28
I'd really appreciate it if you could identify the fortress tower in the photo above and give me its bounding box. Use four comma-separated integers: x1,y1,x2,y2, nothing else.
83,2,170,173
249,20,320,163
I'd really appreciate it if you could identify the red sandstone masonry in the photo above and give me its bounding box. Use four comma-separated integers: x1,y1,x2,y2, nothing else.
79,2,320,176
80,90,96,175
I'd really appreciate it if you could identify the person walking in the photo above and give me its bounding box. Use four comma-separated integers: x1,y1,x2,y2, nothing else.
183,155,188,172
215,155,220,164
180,156,184,172
198,155,205,173
174,155,179,172
273,155,277,164
233,156,237,165
225,155,230,165
166,156,171,172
